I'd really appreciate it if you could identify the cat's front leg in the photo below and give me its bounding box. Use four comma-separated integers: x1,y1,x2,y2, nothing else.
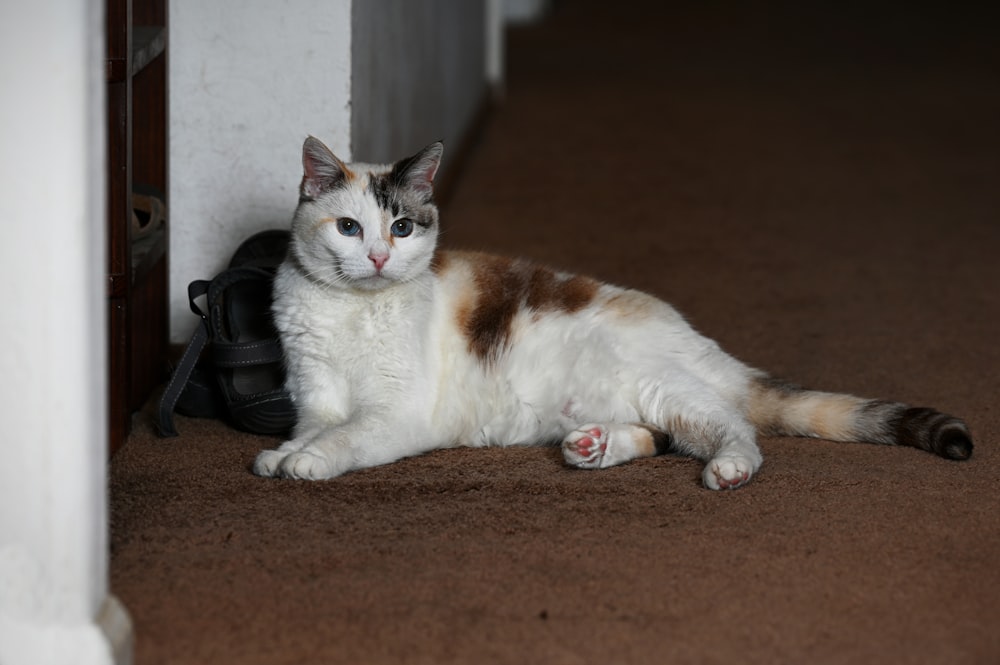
272,439,345,480
253,416,430,480
253,427,356,480
252,438,307,478
252,417,335,478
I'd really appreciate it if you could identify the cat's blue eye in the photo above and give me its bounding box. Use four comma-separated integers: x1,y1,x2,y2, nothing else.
391,218,414,238
337,218,361,237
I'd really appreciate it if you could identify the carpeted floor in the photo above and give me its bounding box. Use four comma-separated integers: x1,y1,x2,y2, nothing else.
110,2,1000,663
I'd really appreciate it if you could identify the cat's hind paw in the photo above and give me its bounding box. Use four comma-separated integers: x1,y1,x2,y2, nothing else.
702,454,756,490
562,423,650,470
562,426,609,469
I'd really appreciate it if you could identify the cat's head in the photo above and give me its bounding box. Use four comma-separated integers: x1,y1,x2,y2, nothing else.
289,136,443,291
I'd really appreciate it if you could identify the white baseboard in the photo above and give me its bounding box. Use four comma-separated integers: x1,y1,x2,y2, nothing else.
98,595,134,665
0,594,133,665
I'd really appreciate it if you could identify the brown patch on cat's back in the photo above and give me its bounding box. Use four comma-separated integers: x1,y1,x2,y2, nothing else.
524,265,599,315
461,254,519,362
454,254,599,363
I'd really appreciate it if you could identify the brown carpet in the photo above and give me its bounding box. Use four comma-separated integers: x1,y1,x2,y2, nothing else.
111,2,1000,663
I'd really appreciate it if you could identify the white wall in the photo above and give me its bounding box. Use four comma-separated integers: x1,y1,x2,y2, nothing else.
169,0,354,341
351,0,486,167
0,0,130,663
169,0,490,343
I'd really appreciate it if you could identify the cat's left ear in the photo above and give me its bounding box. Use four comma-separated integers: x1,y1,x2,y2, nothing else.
393,142,444,197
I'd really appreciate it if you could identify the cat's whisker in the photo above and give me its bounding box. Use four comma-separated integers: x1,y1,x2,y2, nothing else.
299,263,349,292
401,272,433,293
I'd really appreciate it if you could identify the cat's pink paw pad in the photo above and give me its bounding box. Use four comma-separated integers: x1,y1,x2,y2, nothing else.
716,470,750,490
703,455,755,490
574,428,607,455
562,425,608,469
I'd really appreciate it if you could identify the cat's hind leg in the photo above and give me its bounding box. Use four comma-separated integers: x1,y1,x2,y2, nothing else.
702,448,759,490
638,378,764,489
562,418,761,489
672,414,763,490
562,423,672,470
561,419,760,490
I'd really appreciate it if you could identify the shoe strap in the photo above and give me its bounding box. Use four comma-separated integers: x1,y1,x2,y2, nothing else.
211,338,284,367
156,315,209,437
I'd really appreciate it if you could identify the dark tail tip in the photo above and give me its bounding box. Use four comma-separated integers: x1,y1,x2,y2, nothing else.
937,424,974,460
894,407,974,461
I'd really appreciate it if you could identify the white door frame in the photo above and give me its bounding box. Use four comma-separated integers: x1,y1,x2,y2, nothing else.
0,0,132,662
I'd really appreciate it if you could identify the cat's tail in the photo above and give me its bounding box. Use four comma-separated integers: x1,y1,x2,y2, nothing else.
746,375,973,460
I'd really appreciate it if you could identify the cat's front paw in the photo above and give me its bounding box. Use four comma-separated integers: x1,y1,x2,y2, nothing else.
253,445,342,480
252,449,288,477
278,450,340,480
702,454,756,490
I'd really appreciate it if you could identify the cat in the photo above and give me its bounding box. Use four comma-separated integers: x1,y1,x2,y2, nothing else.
252,136,973,489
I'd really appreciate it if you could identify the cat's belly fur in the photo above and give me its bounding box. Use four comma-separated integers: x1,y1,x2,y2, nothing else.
433,318,645,448
426,289,684,448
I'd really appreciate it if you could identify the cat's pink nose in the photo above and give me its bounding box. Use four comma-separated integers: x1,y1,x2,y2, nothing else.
369,253,389,271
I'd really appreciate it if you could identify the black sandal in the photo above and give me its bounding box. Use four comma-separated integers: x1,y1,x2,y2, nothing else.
157,231,296,437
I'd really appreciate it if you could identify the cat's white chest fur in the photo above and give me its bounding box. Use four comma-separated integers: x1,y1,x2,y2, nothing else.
274,265,437,432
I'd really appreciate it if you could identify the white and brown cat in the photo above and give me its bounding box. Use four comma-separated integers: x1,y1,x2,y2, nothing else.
253,137,973,489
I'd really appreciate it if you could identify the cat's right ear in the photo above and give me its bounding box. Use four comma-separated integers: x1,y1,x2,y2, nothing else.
301,136,351,200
